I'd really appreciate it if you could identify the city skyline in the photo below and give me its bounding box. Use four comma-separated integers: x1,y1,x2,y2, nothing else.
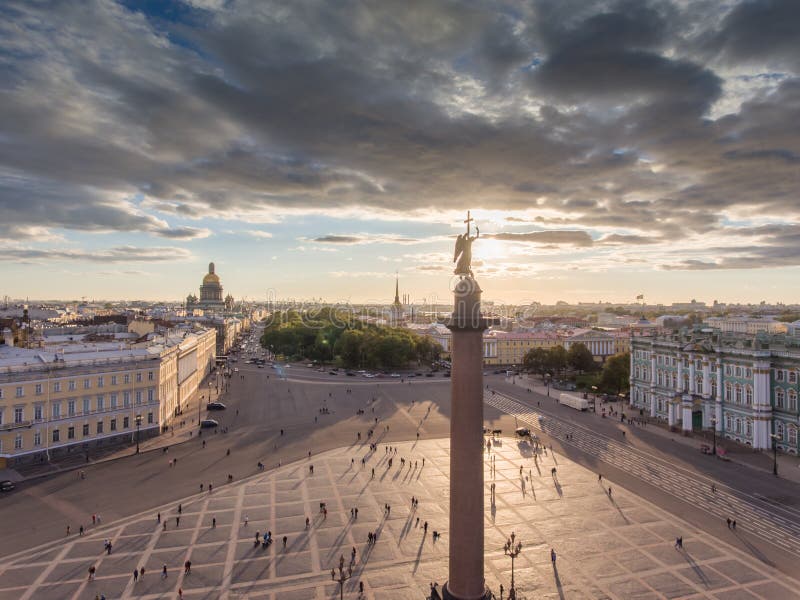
2,1,800,303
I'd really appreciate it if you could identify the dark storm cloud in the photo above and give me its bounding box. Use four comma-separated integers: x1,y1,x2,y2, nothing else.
0,0,798,269
311,234,423,245
488,230,594,246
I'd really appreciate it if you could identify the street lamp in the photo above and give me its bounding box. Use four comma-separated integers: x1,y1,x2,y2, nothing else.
771,433,779,476
591,385,598,413
330,554,352,600
503,531,523,600
545,373,551,397
135,414,142,454
710,416,717,455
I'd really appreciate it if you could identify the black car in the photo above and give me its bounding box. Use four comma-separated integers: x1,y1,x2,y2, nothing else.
200,418,219,428
0,480,15,492
425,373,434,377
329,371,338,375
346,372,356,376
515,427,531,437
206,402,227,410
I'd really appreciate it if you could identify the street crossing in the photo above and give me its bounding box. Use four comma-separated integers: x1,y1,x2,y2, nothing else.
484,390,800,556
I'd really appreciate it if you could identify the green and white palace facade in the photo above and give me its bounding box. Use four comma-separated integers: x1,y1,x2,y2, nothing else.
630,328,799,454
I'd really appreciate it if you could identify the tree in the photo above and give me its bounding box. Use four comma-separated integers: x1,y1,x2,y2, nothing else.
600,352,630,395
545,345,568,377
523,347,549,378
568,343,595,373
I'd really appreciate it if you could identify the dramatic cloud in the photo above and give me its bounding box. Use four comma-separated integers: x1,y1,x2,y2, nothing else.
0,246,193,263
1,0,799,279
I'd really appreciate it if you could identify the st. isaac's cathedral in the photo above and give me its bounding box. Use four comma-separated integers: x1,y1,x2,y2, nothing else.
186,262,234,313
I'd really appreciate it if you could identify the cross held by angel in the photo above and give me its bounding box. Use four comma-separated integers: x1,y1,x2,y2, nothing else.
454,211,479,278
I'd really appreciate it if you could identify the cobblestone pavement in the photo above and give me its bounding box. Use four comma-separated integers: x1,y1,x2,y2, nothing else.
1,438,797,600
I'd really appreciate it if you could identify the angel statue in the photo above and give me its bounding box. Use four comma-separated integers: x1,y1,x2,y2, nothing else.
453,211,479,277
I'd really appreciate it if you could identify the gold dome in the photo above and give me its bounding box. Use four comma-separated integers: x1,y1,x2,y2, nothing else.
203,272,220,285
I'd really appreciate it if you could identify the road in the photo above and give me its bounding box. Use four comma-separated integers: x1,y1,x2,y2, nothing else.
2,364,800,579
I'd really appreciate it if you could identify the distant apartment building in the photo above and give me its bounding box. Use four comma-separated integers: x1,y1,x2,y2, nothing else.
563,329,630,362
704,316,787,335
0,327,215,467
630,329,799,454
483,331,561,366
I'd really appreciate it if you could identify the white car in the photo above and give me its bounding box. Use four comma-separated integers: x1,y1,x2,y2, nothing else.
390,373,401,378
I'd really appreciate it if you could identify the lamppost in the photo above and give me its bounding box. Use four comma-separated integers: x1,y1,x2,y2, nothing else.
771,433,779,476
504,531,523,600
545,373,551,397
135,414,142,454
710,416,717,455
330,555,352,600
591,385,598,413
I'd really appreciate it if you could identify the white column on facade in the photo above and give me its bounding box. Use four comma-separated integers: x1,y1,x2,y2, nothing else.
676,354,683,393
752,360,772,450
702,358,710,399
667,399,676,427
688,354,696,395
629,352,635,407
650,391,656,417
715,357,723,432
682,393,693,433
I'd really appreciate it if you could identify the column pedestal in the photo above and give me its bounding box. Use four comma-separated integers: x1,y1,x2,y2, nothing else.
444,277,491,600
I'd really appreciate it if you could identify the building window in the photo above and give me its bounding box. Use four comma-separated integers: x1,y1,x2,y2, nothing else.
147,412,154,424
53,381,61,393
789,426,798,446
16,386,23,398
14,407,24,423
735,385,742,404
777,370,785,381
746,368,752,379
136,372,142,383
52,402,61,419
746,419,752,438
776,388,785,409
14,434,22,450
745,387,753,406
82,424,90,436
148,371,154,381
135,391,142,405
110,394,117,409
111,375,118,386
123,416,130,428
68,426,75,439
97,376,104,388
147,388,155,403
52,429,60,442
711,380,717,398
83,397,91,414
735,418,742,434
35,383,42,395
68,380,76,391
83,379,91,389
776,421,785,441
110,418,117,431
124,374,130,384
96,421,104,434
96,395,104,411
735,366,741,377
123,391,131,407
68,400,75,416
789,390,798,412
33,431,41,446
34,405,43,421
726,415,732,431
0,388,4,400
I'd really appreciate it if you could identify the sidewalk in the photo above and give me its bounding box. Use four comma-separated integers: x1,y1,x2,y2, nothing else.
504,374,800,485
1,371,227,483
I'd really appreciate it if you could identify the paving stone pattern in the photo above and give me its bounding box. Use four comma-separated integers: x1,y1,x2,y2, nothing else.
1,439,798,599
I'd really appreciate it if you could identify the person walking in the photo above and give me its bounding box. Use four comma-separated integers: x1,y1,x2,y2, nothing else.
133,568,139,583
551,548,557,564
162,564,168,579
139,566,145,579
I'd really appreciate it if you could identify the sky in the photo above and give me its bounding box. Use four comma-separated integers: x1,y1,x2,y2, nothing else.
1,0,799,306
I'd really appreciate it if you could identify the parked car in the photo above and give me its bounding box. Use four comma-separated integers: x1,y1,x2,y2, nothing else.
206,402,227,410
329,371,338,375
346,372,356,376
515,427,531,437
0,480,15,492
200,419,219,428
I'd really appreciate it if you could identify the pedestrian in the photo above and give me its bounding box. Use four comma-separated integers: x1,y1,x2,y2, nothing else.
212,517,217,528
179,588,183,599
184,560,191,574
726,517,731,528
283,535,288,548
157,512,161,523
79,525,85,536
608,486,612,497
106,542,112,555
133,568,139,583
66,525,71,536
178,504,182,514
712,483,716,493
163,521,167,531
162,564,168,578
176,516,180,527
244,515,249,526
732,520,737,529
87,565,96,581
360,580,364,594
423,521,428,533
209,483,213,493
551,548,557,564
92,514,96,525
140,566,145,579
598,473,602,482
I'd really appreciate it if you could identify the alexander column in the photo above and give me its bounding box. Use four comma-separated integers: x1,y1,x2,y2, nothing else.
443,212,490,600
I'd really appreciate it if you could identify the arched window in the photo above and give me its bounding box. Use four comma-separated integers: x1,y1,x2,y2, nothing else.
789,426,798,446
735,418,742,434
711,380,717,397
725,383,732,402
696,376,703,394
776,421,785,441
745,386,753,406
776,388,785,409
746,419,752,438
789,390,798,412
725,415,732,431
634,366,640,379
735,385,743,404
657,371,663,386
